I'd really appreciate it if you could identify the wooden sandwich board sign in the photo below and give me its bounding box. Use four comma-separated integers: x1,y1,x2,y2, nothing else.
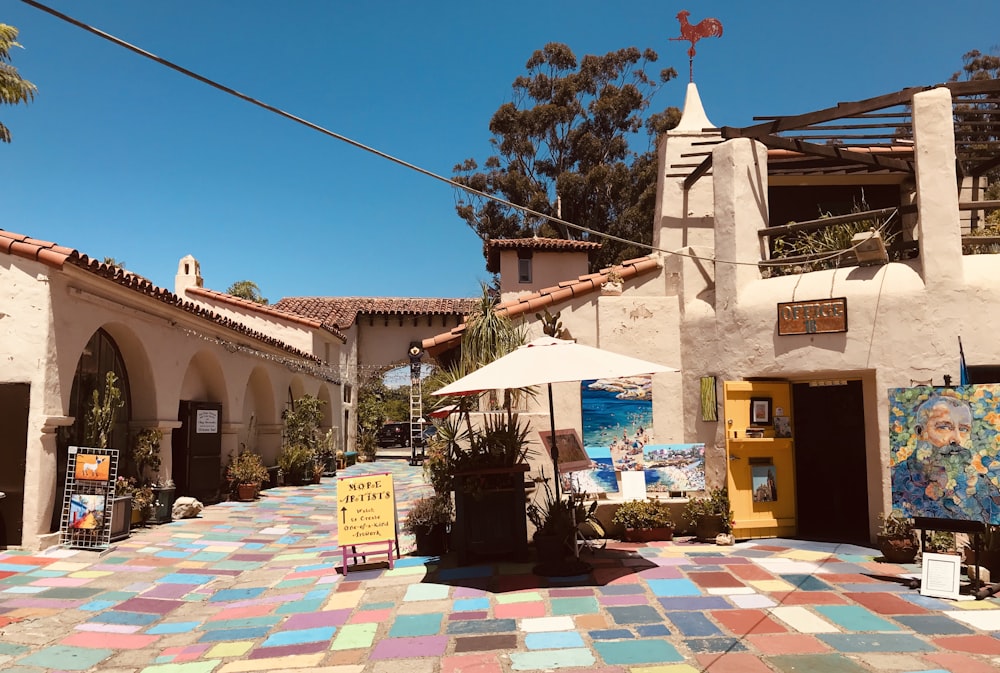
336,472,399,573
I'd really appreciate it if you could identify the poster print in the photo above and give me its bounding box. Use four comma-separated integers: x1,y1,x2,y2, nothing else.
752,464,778,502
74,453,111,482
889,385,1000,524
582,376,653,475
69,493,106,530
643,444,706,493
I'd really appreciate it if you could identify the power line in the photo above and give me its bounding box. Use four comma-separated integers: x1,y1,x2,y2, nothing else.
20,0,888,272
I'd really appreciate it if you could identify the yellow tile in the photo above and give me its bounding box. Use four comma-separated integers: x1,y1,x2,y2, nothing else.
384,566,426,578
69,571,112,578
46,561,90,571
206,641,254,658
749,579,795,592
324,589,364,609
495,591,543,604
217,653,324,672
177,561,207,568
952,599,999,610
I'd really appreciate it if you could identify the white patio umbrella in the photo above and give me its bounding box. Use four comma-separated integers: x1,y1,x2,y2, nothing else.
433,336,679,498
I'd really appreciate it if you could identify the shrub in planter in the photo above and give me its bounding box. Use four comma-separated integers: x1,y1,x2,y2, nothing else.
683,487,733,540
612,498,674,541
227,451,269,500
404,494,453,556
876,510,918,563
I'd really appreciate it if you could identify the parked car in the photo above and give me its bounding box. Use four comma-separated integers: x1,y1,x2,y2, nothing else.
414,425,438,448
377,422,410,448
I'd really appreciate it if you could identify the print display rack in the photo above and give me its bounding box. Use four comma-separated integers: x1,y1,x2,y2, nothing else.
910,517,1000,600
59,446,121,551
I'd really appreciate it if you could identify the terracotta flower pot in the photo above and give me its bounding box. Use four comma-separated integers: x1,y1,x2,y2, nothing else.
236,483,257,502
877,534,919,564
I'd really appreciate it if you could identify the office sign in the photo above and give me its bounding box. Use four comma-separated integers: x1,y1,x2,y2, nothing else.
777,297,848,335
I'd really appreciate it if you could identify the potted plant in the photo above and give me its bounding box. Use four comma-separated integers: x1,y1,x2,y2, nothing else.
279,395,326,482
403,494,453,556
612,498,675,542
526,476,576,565
965,524,1000,579
227,451,269,501
683,487,733,541
277,444,315,485
876,510,918,564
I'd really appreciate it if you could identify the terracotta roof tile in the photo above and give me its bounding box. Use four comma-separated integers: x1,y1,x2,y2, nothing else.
484,237,602,273
422,255,661,356
187,287,346,342
0,228,330,369
274,296,479,330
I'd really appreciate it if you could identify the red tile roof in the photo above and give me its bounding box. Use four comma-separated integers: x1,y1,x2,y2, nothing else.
0,229,329,366
274,297,480,330
187,287,346,342
422,255,661,355
484,237,602,273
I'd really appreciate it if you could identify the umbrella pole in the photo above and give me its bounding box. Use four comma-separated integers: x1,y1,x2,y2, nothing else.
548,382,559,501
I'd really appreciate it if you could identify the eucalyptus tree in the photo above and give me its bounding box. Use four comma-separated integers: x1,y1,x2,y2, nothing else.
453,42,680,272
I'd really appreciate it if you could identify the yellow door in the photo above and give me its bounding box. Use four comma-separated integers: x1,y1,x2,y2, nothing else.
723,381,796,539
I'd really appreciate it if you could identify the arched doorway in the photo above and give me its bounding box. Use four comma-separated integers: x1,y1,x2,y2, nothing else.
53,329,132,531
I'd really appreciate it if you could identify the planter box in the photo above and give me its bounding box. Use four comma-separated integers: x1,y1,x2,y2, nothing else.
108,495,132,542
623,526,674,543
149,486,176,525
452,464,529,566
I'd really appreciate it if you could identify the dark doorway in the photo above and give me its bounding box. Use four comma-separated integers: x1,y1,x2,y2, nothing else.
0,383,30,546
173,400,223,503
792,380,869,544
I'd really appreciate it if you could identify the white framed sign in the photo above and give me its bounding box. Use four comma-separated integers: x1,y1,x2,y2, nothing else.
920,552,962,600
196,409,219,434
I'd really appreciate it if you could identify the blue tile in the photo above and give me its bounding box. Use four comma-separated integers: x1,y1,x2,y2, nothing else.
646,579,701,597
779,574,833,591
658,596,730,610
276,598,325,614
89,611,159,626
262,626,336,646
666,612,721,637
607,605,662,625
525,631,585,649
18,645,114,671
199,626,272,642
79,600,118,612
635,623,671,637
893,615,973,635
454,598,490,612
684,637,747,653
362,601,397,610
158,573,214,585
589,629,634,640
204,616,282,630
599,584,645,595
816,633,934,652
594,639,683,665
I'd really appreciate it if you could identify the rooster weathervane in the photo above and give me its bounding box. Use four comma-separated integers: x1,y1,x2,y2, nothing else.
669,10,723,82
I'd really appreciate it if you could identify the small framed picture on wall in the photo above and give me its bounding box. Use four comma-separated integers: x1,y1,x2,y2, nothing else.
750,397,772,425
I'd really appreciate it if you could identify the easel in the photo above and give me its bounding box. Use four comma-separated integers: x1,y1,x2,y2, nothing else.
911,517,1000,600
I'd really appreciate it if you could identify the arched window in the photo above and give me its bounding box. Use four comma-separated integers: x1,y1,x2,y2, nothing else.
52,329,131,530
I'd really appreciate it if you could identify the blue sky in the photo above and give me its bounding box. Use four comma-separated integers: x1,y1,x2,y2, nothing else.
4,1,998,300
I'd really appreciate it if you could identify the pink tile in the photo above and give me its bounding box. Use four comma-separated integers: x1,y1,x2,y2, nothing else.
349,608,391,623
441,653,505,673
494,602,546,619
60,632,159,649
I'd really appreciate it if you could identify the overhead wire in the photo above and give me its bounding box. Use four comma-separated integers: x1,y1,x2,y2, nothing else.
20,0,895,272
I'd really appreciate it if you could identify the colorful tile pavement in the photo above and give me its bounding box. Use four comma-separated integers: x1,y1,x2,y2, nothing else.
1,461,999,672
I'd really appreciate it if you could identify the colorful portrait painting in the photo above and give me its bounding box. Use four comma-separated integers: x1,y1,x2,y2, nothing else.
889,385,1000,524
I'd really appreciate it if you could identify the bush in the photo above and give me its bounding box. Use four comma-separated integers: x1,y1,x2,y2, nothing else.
878,510,914,538
683,487,733,533
227,451,269,485
612,498,673,529
403,494,453,534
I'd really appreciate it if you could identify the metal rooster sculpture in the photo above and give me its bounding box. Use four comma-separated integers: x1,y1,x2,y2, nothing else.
670,10,723,82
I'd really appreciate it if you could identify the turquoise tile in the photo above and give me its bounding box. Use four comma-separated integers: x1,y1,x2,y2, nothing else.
815,605,900,632
276,598,324,614
209,587,265,602
510,648,595,670
275,578,314,588
0,641,30,655
27,569,66,578
779,574,833,591
525,631,584,649
3,585,47,594
817,633,934,652
551,597,598,615
158,573,213,585
447,618,517,635
204,616,281,630
645,579,701,597
261,626,336,646
91,611,160,625
80,599,119,611
189,552,229,562
594,639,683,665
19,645,113,671
389,613,443,637
362,601,397,610
146,621,201,634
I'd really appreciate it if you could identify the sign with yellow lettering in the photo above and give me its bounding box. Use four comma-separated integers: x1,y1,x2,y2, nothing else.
777,297,848,335
337,472,397,546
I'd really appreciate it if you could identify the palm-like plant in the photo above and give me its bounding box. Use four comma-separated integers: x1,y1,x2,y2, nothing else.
0,24,37,144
